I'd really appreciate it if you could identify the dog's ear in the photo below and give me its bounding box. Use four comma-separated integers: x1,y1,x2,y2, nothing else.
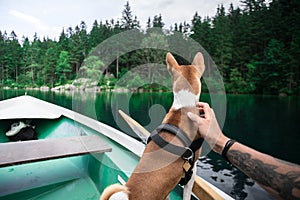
166,52,179,73
192,52,205,76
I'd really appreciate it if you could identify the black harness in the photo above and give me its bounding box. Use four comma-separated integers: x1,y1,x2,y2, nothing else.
147,123,204,185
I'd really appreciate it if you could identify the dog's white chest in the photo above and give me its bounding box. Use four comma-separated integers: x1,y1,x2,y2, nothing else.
172,89,199,110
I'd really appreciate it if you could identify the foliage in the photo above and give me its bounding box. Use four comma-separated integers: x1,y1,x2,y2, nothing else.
0,0,299,95
78,56,105,80
56,51,71,84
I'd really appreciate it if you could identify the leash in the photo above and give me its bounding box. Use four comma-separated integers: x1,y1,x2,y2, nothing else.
147,123,204,185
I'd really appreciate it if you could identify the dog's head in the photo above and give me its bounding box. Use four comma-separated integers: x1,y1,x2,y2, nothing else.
166,52,205,110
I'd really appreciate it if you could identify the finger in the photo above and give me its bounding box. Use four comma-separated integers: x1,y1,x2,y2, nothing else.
210,108,216,118
196,102,210,108
187,112,202,125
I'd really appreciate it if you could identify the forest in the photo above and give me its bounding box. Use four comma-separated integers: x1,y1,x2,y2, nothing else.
0,0,299,95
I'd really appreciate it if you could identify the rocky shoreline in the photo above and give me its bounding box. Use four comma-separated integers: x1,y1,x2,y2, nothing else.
2,78,129,93
2,84,169,93
2,84,131,93
2,78,169,93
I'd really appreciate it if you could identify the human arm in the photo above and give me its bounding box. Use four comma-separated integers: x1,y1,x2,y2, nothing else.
187,102,300,200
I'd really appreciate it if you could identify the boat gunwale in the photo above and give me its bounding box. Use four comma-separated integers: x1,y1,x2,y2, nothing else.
0,95,145,157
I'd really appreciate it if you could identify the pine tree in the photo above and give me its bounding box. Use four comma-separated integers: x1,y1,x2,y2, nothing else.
152,14,164,28
146,17,151,29
79,21,89,57
5,31,23,85
58,28,69,51
121,1,133,30
21,37,33,85
0,31,5,85
56,51,71,84
211,4,233,80
190,12,213,53
43,46,58,87
121,1,140,30
89,20,101,48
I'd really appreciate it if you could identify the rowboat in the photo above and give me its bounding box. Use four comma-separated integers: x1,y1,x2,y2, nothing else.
0,95,233,200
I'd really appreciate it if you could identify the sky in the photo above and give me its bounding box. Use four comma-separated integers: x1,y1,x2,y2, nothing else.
0,0,241,41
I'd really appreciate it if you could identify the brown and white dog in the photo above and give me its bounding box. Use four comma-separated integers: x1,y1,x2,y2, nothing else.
100,52,205,200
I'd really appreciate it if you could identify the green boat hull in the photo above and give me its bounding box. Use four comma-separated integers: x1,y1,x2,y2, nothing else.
0,117,184,200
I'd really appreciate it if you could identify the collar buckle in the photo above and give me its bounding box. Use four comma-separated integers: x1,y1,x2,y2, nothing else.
182,147,194,163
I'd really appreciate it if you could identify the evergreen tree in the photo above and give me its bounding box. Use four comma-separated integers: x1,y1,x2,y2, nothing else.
58,28,69,51
173,23,179,32
89,20,101,48
211,4,233,80
0,31,5,85
190,13,212,53
21,37,33,85
252,39,289,94
56,51,71,84
43,46,58,87
228,4,248,72
5,31,23,85
146,17,151,29
121,1,132,30
79,21,89,57
121,1,140,30
152,14,164,28
31,38,44,85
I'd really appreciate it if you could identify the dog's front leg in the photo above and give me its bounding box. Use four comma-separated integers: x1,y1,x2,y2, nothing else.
183,165,196,200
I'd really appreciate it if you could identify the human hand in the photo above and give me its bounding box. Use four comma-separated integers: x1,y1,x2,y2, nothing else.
187,102,228,154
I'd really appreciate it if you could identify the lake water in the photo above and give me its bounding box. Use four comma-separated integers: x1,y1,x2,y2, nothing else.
1,90,299,200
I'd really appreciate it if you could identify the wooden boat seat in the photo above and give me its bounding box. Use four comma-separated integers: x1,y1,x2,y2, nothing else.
0,135,111,167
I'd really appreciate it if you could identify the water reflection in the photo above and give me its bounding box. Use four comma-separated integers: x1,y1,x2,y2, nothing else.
197,154,274,200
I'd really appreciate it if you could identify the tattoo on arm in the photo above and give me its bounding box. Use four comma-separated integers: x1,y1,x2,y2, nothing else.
227,150,300,200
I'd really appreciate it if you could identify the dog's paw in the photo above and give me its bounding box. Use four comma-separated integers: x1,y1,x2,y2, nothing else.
100,184,129,200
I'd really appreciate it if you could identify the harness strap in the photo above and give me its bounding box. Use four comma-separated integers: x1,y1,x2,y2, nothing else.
148,124,190,157
147,123,204,185
157,124,192,147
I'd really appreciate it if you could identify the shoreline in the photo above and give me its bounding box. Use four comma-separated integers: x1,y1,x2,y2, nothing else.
0,85,295,97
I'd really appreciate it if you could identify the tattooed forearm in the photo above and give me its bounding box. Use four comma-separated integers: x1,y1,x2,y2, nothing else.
227,150,300,200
